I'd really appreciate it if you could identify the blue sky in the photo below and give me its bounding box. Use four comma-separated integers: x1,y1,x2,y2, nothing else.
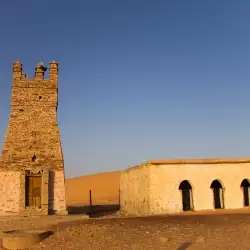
0,1,250,178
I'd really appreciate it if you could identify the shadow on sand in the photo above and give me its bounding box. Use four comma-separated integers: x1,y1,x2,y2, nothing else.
67,204,120,218
177,242,193,250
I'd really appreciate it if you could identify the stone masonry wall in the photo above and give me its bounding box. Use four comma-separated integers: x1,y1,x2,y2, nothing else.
120,165,151,215
120,160,250,216
149,162,250,214
0,156,3,168
0,61,67,215
49,170,67,214
0,171,20,213
2,62,63,170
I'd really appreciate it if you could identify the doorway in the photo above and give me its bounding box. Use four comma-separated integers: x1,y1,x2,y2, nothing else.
179,180,193,211
25,175,42,208
241,179,250,207
210,180,224,209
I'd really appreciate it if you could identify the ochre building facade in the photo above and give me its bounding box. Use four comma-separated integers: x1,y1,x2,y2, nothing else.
120,158,250,215
0,61,67,215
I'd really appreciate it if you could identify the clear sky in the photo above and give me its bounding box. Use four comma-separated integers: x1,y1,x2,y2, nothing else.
0,1,250,178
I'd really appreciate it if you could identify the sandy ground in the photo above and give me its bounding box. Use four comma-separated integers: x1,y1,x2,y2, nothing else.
65,171,120,206
12,172,250,249
0,210,250,249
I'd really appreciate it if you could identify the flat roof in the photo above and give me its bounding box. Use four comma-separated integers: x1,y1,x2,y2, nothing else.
147,158,250,165
124,158,250,171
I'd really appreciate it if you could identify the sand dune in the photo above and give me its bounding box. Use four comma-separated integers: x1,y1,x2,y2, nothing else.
65,171,120,206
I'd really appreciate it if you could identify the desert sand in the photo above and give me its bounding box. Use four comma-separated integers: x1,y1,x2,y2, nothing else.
65,171,120,206
0,211,250,249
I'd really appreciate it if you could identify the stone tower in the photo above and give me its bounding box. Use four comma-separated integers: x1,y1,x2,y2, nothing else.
0,61,67,215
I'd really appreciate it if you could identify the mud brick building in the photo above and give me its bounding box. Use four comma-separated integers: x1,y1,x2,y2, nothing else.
0,60,67,215
120,158,250,215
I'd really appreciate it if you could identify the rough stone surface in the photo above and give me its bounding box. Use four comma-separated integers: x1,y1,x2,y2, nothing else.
120,166,151,215
120,158,250,215
0,61,67,215
2,229,53,249
0,171,20,213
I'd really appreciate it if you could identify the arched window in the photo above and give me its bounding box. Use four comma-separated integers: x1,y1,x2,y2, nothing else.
32,154,36,162
210,180,224,209
240,179,250,207
179,180,193,211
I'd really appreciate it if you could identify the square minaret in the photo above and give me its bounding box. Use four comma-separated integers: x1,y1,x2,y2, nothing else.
0,61,67,215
